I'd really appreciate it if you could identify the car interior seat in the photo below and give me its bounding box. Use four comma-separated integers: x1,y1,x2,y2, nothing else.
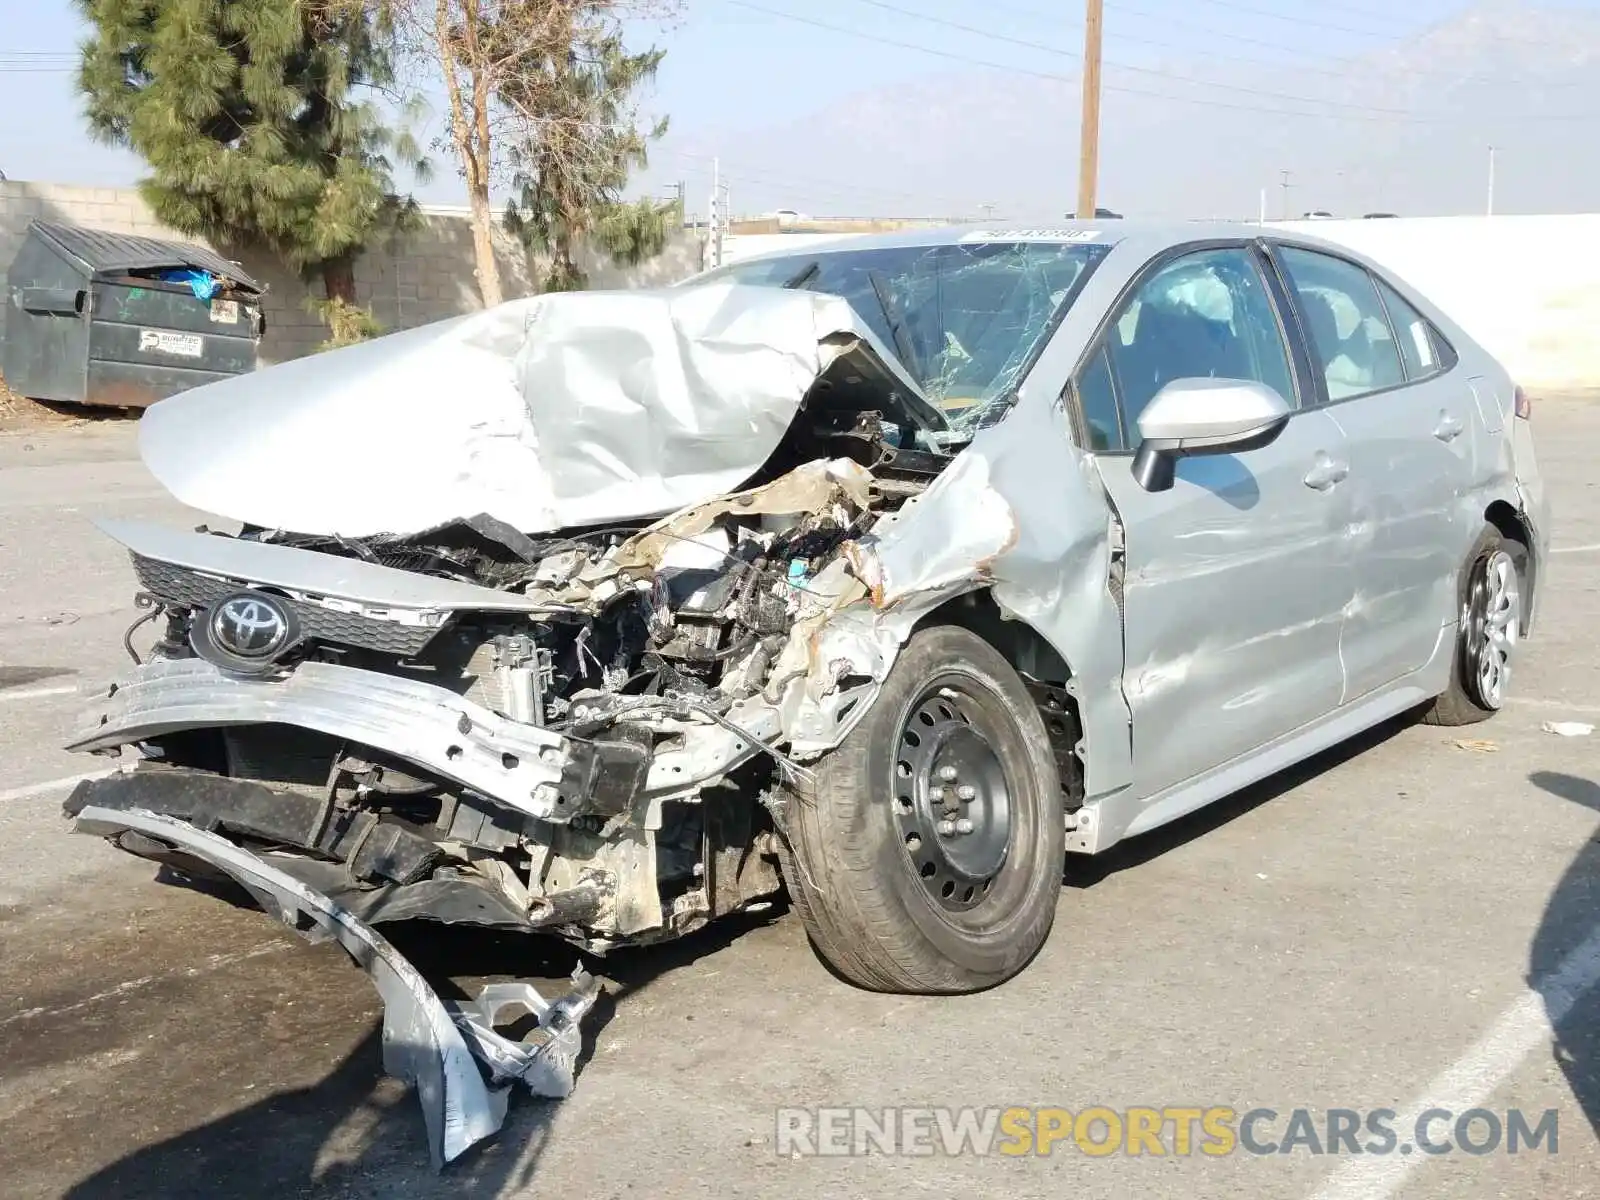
1298,289,1364,397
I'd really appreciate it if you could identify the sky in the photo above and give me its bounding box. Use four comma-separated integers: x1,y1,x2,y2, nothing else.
3,0,1598,218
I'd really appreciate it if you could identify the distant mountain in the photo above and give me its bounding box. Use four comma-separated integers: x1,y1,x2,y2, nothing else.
647,1,1600,219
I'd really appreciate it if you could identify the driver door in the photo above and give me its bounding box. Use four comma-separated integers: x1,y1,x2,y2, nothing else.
1078,244,1353,798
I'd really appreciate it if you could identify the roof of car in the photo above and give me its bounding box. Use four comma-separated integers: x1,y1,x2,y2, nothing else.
722,218,1358,263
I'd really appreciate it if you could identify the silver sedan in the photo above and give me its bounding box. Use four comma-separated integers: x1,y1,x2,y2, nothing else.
61,220,1550,1163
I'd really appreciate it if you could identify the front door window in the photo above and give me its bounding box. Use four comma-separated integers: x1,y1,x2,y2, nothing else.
1097,247,1297,449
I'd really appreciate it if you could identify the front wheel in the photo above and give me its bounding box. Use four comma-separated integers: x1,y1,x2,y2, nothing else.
1423,525,1524,727
777,625,1066,993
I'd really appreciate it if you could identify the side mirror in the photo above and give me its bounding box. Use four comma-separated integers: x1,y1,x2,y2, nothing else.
1131,378,1293,492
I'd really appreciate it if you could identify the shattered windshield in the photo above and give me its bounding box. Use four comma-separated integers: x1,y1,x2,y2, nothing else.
691,240,1110,429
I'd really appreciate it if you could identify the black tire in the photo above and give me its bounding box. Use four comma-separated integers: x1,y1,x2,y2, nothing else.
1422,524,1525,727
776,625,1066,993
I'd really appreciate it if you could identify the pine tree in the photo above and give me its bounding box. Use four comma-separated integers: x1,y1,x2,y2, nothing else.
76,0,419,304
501,7,676,292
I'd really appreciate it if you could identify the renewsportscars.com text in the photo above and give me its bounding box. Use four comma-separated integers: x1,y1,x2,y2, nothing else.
775,1106,1561,1158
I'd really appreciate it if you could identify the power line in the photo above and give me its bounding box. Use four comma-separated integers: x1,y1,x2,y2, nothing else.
723,1,1069,81
1185,0,1600,48
723,0,1600,124
668,149,975,213
978,0,1591,89
1176,0,1393,39
723,0,1392,122
989,0,1346,59
844,0,1422,117
0,50,77,74
1112,0,1600,59
1306,0,1450,20
984,0,1600,86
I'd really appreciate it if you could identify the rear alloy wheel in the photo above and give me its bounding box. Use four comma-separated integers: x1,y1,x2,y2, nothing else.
1466,545,1521,709
777,626,1066,994
1423,526,1524,726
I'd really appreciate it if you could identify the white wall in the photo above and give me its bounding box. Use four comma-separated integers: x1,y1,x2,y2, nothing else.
721,232,866,263
728,216,1600,392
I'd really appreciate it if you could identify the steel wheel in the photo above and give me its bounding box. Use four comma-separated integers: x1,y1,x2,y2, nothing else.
891,680,1013,912
1464,548,1520,710
776,625,1065,993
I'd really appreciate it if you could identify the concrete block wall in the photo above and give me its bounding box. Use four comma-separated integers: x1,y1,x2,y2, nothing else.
0,179,706,366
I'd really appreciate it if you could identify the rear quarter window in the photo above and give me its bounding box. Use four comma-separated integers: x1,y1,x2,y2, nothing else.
1376,277,1452,382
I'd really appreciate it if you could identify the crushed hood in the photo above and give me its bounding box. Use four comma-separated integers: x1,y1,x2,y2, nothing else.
140,283,945,538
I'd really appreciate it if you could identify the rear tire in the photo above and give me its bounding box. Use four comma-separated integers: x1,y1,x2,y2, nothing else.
777,625,1066,993
1422,525,1524,727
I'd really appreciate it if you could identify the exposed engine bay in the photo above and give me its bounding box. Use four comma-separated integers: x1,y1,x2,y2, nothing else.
69,284,966,943
72,419,946,953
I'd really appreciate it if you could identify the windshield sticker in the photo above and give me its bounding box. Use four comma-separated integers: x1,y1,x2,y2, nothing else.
959,228,1102,243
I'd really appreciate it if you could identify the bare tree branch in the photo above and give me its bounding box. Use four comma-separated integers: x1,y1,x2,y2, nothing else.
378,0,680,306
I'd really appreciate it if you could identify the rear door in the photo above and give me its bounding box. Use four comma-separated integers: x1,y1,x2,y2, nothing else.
1267,245,1470,701
1080,243,1352,798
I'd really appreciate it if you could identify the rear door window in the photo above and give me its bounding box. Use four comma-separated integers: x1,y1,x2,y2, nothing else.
1277,247,1406,401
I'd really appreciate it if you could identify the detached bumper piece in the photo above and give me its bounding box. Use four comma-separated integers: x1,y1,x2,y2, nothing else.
69,803,603,1169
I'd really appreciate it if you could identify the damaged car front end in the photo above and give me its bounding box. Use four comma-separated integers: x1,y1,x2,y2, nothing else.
64,239,1113,1165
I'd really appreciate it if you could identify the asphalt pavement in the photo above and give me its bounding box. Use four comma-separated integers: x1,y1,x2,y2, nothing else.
2,399,1599,1199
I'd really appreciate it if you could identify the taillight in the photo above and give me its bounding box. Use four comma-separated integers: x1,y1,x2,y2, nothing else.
1514,385,1532,420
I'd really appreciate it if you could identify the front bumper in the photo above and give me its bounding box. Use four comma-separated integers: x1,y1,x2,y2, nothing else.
66,769,607,930
68,657,648,823
69,803,600,1168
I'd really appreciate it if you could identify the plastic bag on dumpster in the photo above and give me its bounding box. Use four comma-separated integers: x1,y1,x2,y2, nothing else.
159,268,220,301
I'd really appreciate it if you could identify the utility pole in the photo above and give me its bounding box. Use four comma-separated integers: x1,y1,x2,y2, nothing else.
979,202,997,221
1076,0,1104,219
708,157,722,269
1279,169,1294,219
1486,145,1496,216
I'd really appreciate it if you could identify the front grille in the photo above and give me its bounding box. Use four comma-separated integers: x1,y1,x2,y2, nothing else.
132,553,443,657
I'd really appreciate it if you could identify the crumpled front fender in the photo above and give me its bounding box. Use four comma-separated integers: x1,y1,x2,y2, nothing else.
772,396,1132,801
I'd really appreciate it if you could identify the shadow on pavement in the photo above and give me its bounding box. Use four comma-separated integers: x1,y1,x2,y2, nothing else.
62,1025,559,1200
0,664,76,689
62,890,786,1199
1526,770,1600,1138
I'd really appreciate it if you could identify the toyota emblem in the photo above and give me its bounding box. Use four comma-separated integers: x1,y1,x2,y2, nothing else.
210,593,291,659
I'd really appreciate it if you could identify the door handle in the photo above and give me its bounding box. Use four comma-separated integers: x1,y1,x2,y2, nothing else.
1434,411,1464,442
1303,454,1349,491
